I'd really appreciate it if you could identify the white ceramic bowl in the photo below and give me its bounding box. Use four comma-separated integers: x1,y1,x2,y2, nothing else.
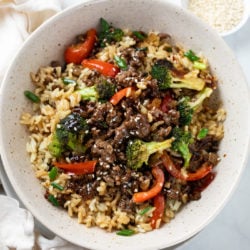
0,0,250,249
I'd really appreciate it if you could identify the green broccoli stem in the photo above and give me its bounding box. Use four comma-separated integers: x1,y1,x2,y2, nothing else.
146,138,174,159
189,87,213,110
171,77,205,91
78,86,99,101
178,143,192,168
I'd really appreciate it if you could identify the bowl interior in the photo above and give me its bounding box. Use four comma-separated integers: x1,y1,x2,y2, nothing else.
0,0,249,249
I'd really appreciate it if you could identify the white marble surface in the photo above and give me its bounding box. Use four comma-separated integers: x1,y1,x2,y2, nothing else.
0,1,250,250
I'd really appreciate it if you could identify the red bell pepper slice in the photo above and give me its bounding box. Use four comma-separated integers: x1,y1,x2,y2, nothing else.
193,172,216,192
53,160,97,175
161,151,212,181
133,166,164,203
110,87,133,105
64,28,97,64
185,163,213,181
81,59,120,77
160,92,173,113
151,193,165,229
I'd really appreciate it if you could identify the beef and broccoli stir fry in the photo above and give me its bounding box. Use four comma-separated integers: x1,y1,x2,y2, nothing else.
21,18,225,234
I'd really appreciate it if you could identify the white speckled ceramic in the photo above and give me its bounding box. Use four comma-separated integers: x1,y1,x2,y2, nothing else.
0,0,249,249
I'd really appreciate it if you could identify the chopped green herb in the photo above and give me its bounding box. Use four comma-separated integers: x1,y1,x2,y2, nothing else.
184,50,200,62
139,206,153,215
166,47,173,52
132,31,146,40
98,121,108,128
116,229,135,236
51,182,64,191
24,90,40,103
193,61,207,70
48,194,59,206
49,167,58,181
197,128,209,139
100,18,110,34
63,77,76,85
114,55,128,70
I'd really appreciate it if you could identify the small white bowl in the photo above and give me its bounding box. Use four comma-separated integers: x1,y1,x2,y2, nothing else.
0,0,249,249
179,0,250,37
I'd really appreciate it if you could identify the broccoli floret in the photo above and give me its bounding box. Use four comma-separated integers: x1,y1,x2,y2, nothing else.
59,112,88,133
177,96,193,126
126,138,174,170
78,81,116,102
178,87,213,126
99,18,124,47
171,127,193,168
151,60,205,91
48,112,88,157
48,134,63,157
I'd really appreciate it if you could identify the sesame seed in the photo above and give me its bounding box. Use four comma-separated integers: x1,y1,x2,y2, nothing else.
188,0,244,33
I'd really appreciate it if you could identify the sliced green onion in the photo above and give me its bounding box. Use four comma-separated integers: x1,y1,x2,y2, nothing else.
98,121,108,128
114,55,128,70
132,31,146,40
166,47,173,52
24,90,40,103
116,229,135,236
51,182,64,191
197,128,209,139
100,17,110,34
48,194,59,206
139,206,153,215
184,50,200,62
193,61,207,70
49,167,58,181
63,77,76,85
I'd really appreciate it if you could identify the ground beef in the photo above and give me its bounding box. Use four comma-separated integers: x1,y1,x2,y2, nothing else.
91,139,116,164
67,174,99,201
113,112,150,145
151,126,172,141
150,108,180,126
73,101,96,118
106,106,123,128
115,69,141,89
118,195,136,213
189,136,219,172
120,47,146,69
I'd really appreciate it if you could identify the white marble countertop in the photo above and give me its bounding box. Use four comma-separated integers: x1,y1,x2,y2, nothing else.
0,1,250,250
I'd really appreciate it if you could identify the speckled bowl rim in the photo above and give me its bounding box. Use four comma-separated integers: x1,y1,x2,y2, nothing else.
0,0,250,249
